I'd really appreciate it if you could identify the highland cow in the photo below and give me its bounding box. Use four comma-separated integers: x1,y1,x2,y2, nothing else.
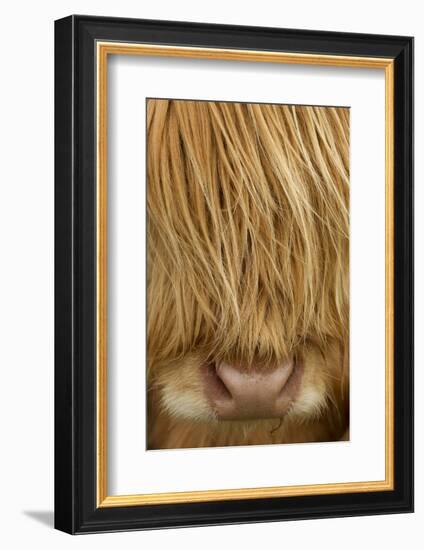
147,99,349,449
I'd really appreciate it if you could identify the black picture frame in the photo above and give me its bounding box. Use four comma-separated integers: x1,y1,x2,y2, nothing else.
55,14,414,534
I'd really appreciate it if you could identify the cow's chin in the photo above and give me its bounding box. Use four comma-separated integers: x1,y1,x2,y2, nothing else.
147,341,348,449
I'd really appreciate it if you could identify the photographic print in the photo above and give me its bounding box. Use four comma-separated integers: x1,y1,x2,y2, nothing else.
55,16,413,533
147,99,350,449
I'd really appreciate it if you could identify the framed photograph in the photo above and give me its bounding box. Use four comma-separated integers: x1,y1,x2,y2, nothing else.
54,15,414,534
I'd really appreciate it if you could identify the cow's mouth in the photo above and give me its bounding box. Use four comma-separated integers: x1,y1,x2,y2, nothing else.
202,359,303,421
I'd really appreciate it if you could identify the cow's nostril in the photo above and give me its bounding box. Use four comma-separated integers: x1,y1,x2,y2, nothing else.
203,360,302,421
203,362,233,401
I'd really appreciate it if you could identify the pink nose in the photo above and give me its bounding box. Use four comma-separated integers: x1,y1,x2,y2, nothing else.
203,361,301,420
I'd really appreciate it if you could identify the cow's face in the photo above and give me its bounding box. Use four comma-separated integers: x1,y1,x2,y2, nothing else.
147,99,349,448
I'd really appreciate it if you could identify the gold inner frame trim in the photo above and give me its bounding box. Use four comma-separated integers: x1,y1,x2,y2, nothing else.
96,41,395,508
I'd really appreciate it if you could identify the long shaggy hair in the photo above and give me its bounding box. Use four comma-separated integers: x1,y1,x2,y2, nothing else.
147,98,349,449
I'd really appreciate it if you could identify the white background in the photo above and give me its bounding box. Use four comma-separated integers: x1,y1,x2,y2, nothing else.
108,57,386,495
0,1,421,548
